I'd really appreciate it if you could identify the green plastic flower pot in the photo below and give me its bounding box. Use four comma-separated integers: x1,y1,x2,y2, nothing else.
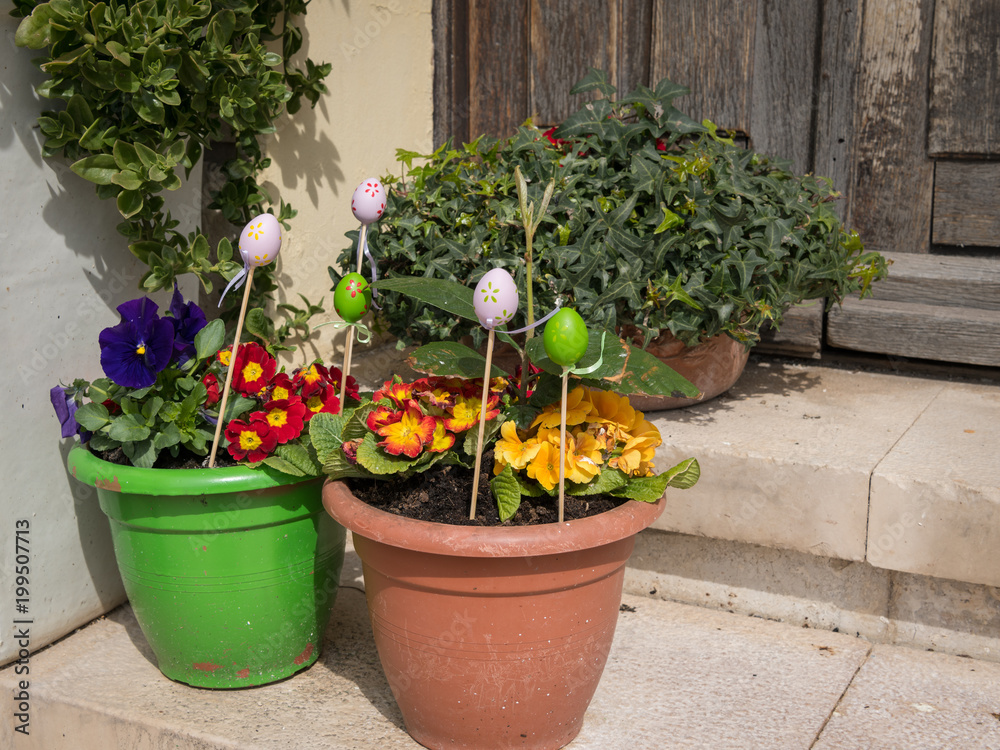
68,446,346,689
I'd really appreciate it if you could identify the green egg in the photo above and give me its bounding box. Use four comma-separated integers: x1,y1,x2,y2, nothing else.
334,272,371,323
543,308,589,366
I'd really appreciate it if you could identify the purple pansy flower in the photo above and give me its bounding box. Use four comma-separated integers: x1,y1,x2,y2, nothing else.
50,385,81,438
169,283,207,365
98,298,175,388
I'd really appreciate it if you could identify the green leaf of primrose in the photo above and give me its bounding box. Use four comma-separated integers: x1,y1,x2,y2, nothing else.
461,414,503,459
308,411,348,464
407,342,508,380
491,464,522,522
355,433,423,475
662,457,701,489
262,455,307,477
193,319,225,361
566,467,629,496
610,473,670,503
616,344,699,399
373,276,477,323
276,440,322,475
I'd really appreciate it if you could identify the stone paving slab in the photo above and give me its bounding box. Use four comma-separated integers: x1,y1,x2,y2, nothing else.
651,359,945,561
812,645,1000,750
578,597,871,749
868,383,1000,587
6,573,1000,750
2,584,871,750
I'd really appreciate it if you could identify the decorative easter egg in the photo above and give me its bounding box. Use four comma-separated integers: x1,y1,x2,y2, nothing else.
351,178,386,224
239,213,281,267
474,268,518,329
543,308,589,366
334,273,371,323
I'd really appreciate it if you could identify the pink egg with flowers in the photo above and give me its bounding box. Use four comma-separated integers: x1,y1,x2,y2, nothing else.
351,178,386,224
474,268,519,329
239,213,281,267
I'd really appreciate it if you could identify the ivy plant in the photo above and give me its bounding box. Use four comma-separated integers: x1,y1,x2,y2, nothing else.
13,0,331,343
341,69,889,351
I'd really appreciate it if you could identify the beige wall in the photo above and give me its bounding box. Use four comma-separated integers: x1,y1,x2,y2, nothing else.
263,0,435,367
0,0,433,665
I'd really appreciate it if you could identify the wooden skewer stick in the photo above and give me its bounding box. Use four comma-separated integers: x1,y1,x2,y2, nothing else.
209,266,256,468
469,327,496,520
558,368,569,523
339,223,368,413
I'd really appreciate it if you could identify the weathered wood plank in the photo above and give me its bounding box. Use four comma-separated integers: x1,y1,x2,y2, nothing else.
529,0,616,125
616,0,654,93
827,298,1000,367
433,0,470,146
849,0,935,254
757,303,824,359
871,251,1000,310
813,0,864,225
649,0,757,134
933,161,1000,248
750,0,820,174
468,0,530,138
928,0,1000,156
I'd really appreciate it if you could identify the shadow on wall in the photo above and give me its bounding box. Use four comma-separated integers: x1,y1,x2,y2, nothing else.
57,440,127,613
266,4,343,210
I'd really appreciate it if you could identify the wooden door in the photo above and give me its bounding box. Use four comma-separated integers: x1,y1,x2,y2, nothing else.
432,0,1000,367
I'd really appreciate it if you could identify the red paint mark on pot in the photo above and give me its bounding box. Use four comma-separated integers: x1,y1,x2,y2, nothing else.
193,662,223,672
95,476,122,492
294,643,314,665
236,668,250,679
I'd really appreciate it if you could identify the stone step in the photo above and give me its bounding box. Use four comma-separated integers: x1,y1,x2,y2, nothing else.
347,346,1000,660
4,560,1000,749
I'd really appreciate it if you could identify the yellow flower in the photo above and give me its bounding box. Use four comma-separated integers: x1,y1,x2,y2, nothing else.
526,440,560,491
564,430,603,485
493,420,541,474
611,435,659,477
531,385,593,430
588,389,636,432
627,413,662,443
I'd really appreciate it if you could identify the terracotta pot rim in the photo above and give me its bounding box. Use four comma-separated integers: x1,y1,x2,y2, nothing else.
322,478,664,559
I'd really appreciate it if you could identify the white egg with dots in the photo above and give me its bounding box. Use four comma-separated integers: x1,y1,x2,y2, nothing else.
474,268,519,329
239,214,281,267
351,178,386,225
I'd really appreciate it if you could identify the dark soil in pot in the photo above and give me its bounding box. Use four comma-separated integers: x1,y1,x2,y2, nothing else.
93,445,239,469
346,449,628,527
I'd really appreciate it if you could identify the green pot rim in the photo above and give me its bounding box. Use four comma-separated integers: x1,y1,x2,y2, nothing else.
67,444,313,496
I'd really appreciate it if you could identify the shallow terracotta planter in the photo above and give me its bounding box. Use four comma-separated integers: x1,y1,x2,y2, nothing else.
473,330,748,411
627,330,750,411
323,480,665,750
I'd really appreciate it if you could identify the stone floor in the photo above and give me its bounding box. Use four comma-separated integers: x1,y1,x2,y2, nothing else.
3,553,1000,750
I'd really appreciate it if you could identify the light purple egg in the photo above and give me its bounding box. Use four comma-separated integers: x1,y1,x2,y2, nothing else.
474,268,519,329
351,178,386,224
239,214,281,267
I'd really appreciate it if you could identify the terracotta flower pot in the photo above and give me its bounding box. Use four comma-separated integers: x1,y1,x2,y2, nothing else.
322,479,665,750
627,330,750,411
